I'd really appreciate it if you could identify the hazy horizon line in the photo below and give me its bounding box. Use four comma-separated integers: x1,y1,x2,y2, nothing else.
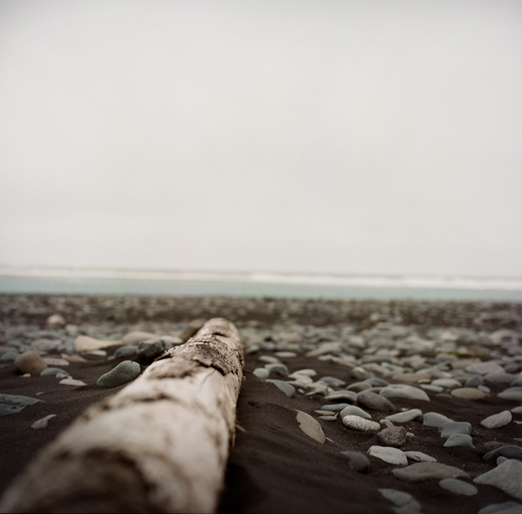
1,265,522,291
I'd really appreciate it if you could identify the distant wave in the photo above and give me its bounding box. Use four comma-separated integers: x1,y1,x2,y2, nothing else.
1,266,521,291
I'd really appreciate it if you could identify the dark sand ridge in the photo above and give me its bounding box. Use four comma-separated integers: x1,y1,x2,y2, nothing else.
0,295,521,513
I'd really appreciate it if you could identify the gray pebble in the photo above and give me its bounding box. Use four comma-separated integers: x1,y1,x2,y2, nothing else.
265,379,295,398
439,478,478,496
265,362,289,377
253,368,269,379
324,390,357,403
357,390,396,412
478,502,522,514
378,426,407,448
483,445,522,463
340,405,372,420
474,460,522,501
444,434,475,448
481,410,512,429
0,393,41,417
341,451,370,473
379,488,421,512
97,360,141,387
113,345,139,359
439,421,472,438
465,375,484,388
393,462,469,483
423,412,454,427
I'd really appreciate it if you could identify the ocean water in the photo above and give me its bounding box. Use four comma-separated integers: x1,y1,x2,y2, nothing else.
1,274,522,302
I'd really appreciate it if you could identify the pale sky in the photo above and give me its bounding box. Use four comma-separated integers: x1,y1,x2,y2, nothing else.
0,0,521,278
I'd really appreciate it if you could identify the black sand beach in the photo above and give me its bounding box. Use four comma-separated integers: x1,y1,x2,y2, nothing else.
1,294,521,513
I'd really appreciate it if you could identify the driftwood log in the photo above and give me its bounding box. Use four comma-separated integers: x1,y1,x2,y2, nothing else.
0,318,244,513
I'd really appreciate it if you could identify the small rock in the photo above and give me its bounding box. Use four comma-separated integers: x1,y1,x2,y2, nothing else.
324,391,358,403
368,446,408,466
31,338,61,352
466,361,504,375
121,331,159,345
498,388,522,402
444,434,475,448
113,346,139,359
357,391,396,412
135,339,172,365
40,367,71,377
379,384,430,402
31,414,56,429
393,462,469,483
296,410,325,443
404,451,437,463
0,393,41,416
46,314,66,327
379,488,421,512
439,421,472,438
97,360,141,387
59,378,87,386
478,502,522,514
74,335,122,353
341,451,370,473
340,405,372,420
14,352,48,375
483,445,522,463
481,410,512,429
385,409,423,423
265,379,295,398
42,357,70,367
320,403,350,412
439,478,477,496
474,460,522,501
342,415,380,432
265,362,289,377
253,368,269,379
450,388,487,400
318,376,346,388
431,378,462,389
423,412,453,428
378,426,407,447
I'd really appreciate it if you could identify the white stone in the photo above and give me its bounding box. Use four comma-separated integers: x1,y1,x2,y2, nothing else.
474,459,522,501
431,378,462,389
342,415,380,432
59,378,87,386
31,414,56,429
404,451,437,463
439,478,478,496
74,335,122,353
466,361,504,375
380,384,430,402
385,409,423,423
295,410,325,443
481,410,512,429
368,446,408,466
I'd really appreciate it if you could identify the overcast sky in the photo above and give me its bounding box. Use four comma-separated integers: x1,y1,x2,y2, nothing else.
0,0,521,278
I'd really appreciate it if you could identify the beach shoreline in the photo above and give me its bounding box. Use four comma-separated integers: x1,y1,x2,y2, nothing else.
1,294,521,513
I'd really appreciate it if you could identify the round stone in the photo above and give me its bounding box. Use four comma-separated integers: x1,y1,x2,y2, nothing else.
385,409,423,423
481,410,512,429
253,368,269,379
14,351,48,375
342,415,380,432
97,360,141,387
444,434,475,448
404,451,437,463
295,410,325,443
341,451,370,473
340,405,372,420
423,412,453,428
439,478,478,496
265,379,295,398
378,426,407,447
450,388,487,400
379,384,430,402
357,391,396,412
368,446,408,466
393,462,469,483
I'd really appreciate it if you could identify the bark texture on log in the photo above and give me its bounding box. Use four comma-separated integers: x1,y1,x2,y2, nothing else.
0,318,244,514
